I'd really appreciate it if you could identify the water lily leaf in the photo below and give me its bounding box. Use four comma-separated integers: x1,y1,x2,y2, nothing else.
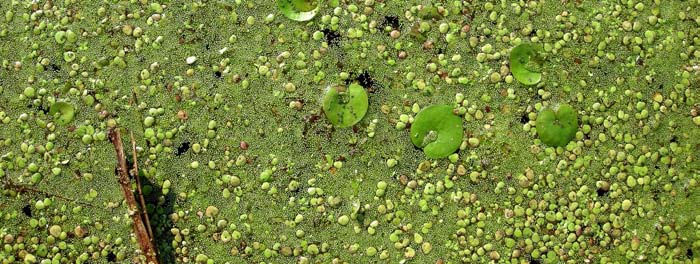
510,43,543,85
410,105,463,159
322,83,368,128
536,104,578,147
278,0,320,22
49,102,75,125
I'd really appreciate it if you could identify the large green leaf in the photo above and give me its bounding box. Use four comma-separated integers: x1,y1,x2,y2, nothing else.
49,102,75,125
410,105,463,159
322,83,368,128
278,0,320,22
510,43,543,85
535,104,578,147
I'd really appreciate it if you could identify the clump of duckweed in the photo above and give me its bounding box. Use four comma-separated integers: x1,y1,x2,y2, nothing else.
1,1,699,264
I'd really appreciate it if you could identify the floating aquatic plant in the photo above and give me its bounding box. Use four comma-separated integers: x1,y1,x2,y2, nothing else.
49,102,75,125
535,104,578,147
278,0,320,22
410,105,463,158
509,43,543,85
322,83,368,128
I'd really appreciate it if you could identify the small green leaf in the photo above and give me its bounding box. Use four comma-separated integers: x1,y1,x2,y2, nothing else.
535,104,578,147
418,5,442,20
510,43,543,85
49,102,75,125
278,0,320,22
322,83,368,128
410,105,463,159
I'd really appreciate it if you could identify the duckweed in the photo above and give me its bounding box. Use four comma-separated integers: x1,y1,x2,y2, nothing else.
1,1,699,264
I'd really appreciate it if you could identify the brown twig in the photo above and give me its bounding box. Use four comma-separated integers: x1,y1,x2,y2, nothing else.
130,131,155,240
1,176,93,207
109,128,159,264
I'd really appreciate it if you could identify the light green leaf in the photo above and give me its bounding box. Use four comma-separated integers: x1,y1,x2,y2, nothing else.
322,83,368,128
410,105,463,159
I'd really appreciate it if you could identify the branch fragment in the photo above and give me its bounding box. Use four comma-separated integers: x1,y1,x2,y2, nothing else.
109,128,159,264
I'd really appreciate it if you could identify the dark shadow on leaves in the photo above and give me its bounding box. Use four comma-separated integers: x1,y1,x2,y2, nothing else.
137,175,176,263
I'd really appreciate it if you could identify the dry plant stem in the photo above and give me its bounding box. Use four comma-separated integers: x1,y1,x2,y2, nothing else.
2,176,92,207
129,82,154,240
109,128,159,264
130,131,155,240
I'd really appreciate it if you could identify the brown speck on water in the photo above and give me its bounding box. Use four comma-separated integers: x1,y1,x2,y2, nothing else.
399,175,408,185
423,40,434,50
398,51,407,59
177,110,188,120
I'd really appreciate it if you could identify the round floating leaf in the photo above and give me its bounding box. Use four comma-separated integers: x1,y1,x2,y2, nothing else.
322,83,368,128
410,105,464,159
510,43,543,85
49,102,75,125
535,104,578,147
278,0,320,22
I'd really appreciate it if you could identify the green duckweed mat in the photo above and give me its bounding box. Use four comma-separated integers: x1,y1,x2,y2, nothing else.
1,0,699,263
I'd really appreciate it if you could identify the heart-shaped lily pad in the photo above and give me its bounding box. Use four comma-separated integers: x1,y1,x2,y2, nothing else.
49,102,75,125
322,83,368,128
510,43,543,85
410,105,464,159
278,0,320,22
535,104,578,147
